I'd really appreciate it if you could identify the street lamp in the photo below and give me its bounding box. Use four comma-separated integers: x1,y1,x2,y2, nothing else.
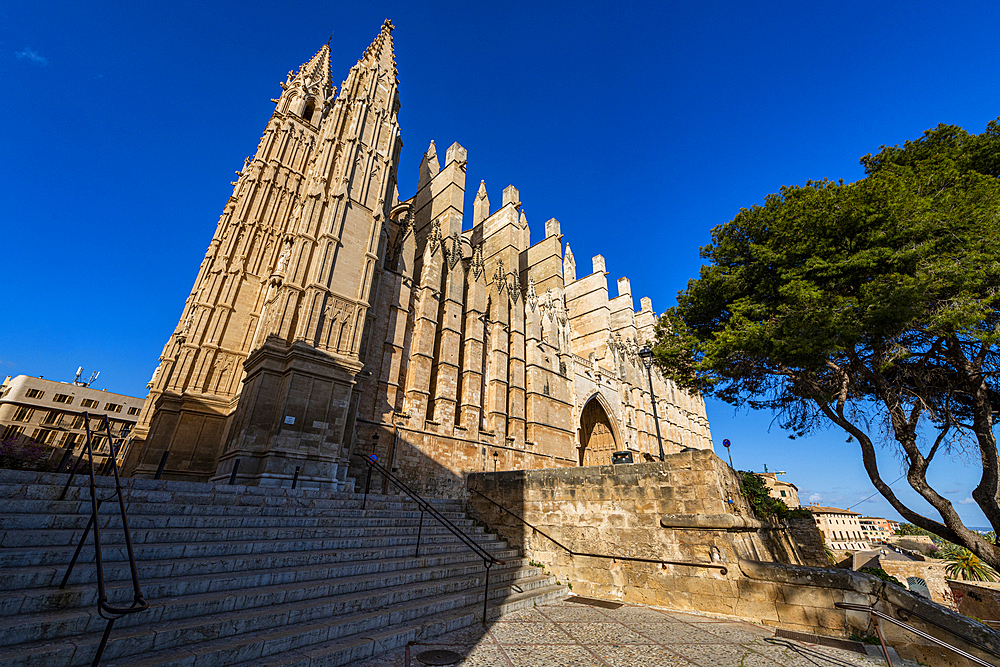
638,346,665,462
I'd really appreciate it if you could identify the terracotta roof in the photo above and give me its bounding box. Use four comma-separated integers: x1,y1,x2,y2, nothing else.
807,505,860,516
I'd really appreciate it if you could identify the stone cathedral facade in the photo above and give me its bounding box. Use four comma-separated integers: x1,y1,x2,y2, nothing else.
122,21,713,493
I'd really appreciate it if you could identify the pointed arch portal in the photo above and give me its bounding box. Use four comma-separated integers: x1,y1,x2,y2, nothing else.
578,395,618,466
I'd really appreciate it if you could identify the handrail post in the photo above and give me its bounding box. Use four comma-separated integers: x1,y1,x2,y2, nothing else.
154,450,170,480
291,466,300,489
482,560,493,625
415,509,424,558
228,458,241,485
56,412,148,667
870,607,894,666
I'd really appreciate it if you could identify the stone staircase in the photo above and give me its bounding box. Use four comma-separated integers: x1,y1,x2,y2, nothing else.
0,468,565,666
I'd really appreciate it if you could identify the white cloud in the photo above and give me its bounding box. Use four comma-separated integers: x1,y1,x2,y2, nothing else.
15,47,47,66
809,493,823,503
958,497,975,505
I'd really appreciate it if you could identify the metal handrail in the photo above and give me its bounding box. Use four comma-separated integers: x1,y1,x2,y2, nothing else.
834,602,994,667
468,485,729,575
355,453,505,623
894,605,1000,661
58,413,149,667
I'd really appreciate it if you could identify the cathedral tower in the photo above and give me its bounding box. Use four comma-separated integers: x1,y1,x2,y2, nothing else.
124,21,401,488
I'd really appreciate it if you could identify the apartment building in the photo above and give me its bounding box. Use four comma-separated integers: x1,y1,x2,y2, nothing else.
0,374,144,465
808,504,870,551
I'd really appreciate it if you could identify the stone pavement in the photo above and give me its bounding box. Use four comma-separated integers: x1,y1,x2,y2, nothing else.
354,598,904,667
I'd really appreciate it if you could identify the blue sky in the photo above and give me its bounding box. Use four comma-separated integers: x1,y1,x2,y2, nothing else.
3,1,997,528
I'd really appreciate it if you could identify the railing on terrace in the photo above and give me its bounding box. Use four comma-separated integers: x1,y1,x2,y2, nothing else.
834,602,995,667
354,451,505,624
468,485,729,575
57,413,148,667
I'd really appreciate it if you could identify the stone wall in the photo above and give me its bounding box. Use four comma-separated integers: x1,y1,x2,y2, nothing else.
950,580,1000,624
465,452,1000,666
876,558,956,609
466,450,812,608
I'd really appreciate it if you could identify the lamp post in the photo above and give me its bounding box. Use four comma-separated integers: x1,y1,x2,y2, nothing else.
638,346,665,462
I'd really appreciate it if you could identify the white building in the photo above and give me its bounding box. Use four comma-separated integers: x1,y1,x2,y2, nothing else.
808,504,870,551
0,374,144,465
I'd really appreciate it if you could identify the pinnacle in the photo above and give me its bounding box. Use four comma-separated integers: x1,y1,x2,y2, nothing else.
358,18,397,75
292,43,333,92
476,180,488,199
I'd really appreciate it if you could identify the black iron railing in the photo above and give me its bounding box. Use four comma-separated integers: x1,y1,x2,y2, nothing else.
468,485,729,575
356,453,505,624
834,602,994,667
58,413,148,667
894,604,1000,662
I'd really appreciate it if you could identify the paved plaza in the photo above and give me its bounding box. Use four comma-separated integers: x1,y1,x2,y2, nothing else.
355,598,901,667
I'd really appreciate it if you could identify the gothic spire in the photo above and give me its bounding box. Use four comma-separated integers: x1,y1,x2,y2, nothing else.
358,19,397,76
292,43,333,92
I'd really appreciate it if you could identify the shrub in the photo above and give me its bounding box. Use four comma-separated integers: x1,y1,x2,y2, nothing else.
859,566,904,587
737,470,790,519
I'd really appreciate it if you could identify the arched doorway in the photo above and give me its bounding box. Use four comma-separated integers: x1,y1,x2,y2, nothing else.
579,396,618,466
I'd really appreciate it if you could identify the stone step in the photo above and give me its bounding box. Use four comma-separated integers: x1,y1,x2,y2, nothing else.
0,510,477,532
0,469,563,667
0,557,544,646
0,571,564,667
0,543,522,592
4,548,534,617
0,519,488,551
0,530,511,570
0,471,465,511
1,498,469,524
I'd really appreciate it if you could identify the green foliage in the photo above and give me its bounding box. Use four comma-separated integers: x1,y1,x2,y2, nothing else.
0,438,58,472
859,566,904,587
787,507,814,519
737,471,790,519
849,632,883,646
895,523,938,538
653,118,1000,568
939,544,1000,582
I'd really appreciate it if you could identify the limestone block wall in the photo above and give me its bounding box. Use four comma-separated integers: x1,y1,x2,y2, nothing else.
876,559,956,609
949,580,1000,625
465,451,809,608
465,452,999,666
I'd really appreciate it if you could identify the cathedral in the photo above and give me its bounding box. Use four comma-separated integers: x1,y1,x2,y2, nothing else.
122,21,713,495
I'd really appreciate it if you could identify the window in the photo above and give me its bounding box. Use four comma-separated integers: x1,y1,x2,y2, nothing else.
780,490,786,497
906,577,930,598
32,429,55,445
69,415,86,429
91,435,107,451
2,425,25,439
12,406,33,422
104,403,122,413
63,433,81,448
53,394,73,404
41,411,60,425
80,398,99,409
128,406,141,416
25,388,44,399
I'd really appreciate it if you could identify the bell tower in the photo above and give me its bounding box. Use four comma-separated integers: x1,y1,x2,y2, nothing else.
124,22,401,489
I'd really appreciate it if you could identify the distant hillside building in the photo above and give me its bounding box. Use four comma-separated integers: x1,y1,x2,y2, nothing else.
760,472,800,508
121,21,713,493
808,504,869,551
0,374,144,465
859,516,895,543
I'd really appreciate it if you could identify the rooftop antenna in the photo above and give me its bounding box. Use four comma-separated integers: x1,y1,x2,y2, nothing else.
74,367,83,384
87,371,100,387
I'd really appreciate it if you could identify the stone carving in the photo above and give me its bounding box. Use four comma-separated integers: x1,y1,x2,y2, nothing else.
470,244,485,280
428,219,442,254
508,271,521,303
526,278,538,312
445,235,462,270
493,258,506,295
